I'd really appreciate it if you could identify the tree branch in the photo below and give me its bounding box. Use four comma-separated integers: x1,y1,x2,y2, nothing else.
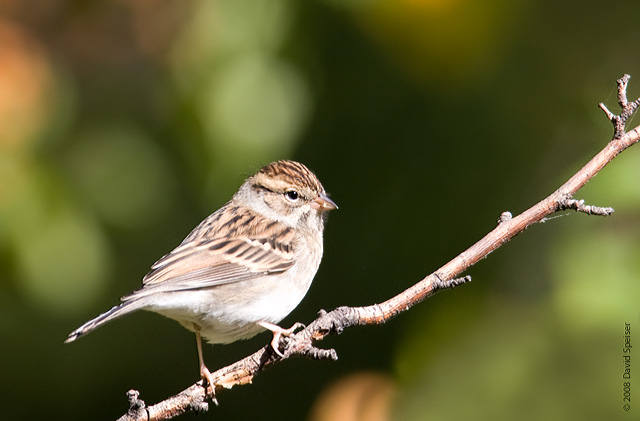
116,75,640,421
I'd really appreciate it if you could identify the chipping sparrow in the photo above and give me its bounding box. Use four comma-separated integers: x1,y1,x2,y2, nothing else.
66,160,337,392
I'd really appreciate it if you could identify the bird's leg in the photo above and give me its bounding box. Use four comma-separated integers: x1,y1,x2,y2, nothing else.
257,321,305,357
194,324,216,401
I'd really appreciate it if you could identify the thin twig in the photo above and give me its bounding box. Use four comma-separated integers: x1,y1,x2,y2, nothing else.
117,75,640,421
558,198,614,216
598,74,640,139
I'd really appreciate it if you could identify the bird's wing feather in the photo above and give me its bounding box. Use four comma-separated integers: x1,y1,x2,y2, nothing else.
122,235,295,300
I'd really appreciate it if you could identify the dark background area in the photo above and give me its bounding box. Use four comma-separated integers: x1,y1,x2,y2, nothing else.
1,1,639,420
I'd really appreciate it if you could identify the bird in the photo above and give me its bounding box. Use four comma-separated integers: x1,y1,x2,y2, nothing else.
65,160,337,394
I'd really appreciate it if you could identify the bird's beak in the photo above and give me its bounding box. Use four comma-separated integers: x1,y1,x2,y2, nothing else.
312,193,338,212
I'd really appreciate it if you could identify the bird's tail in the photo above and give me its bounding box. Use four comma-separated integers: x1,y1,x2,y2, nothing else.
65,299,144,343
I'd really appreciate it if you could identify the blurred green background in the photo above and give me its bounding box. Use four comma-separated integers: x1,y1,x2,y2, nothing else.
1,0,639,420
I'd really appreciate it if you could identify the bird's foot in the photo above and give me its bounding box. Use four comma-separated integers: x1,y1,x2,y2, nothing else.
258,321,305,357
200,362,218,404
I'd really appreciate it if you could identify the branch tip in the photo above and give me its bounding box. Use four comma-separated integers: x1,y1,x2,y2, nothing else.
598,102,615,121
558,198,614,216
602,74,640,139
299,345,338,361
617,74,631,107
119,389,148,421
433,274,471,291
127,390,145,411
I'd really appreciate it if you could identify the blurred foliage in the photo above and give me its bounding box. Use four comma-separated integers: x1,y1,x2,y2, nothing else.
1,0,639,420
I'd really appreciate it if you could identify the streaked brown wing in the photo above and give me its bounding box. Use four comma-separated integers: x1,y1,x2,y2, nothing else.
122,236,294,300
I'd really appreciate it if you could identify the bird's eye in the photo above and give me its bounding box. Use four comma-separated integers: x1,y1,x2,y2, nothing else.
285,190,299,202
